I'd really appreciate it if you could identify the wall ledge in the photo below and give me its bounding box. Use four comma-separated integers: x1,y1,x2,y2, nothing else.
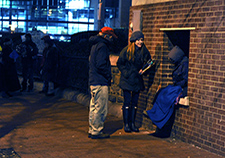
160,27,196,31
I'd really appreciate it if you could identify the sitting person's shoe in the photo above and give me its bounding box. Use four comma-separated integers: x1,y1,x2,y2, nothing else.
91,133,110,139
88,133,92,138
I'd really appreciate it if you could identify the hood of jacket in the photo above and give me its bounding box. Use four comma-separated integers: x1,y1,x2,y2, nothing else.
89,35,109,45
168,45,185,64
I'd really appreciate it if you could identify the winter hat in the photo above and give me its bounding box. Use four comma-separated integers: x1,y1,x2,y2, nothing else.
130,31,144,42
100,27,118,38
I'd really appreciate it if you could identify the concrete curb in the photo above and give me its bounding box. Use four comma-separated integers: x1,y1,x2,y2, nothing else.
34,80,122,119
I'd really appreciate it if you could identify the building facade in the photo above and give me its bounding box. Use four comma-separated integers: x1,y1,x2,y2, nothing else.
126,0,225,157
0,0,131,41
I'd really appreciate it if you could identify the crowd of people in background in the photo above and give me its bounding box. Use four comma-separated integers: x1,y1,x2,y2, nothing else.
0,33,59,98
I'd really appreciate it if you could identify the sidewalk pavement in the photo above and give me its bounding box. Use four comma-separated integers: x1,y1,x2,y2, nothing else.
0,81,223,158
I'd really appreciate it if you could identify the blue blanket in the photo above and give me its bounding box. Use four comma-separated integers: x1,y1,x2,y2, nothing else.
146,85,182,129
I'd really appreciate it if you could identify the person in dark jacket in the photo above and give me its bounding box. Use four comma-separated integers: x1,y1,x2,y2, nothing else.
88,27,117,139
117,31,151,133
40,35,59,96
144,45,189,138
169,45,189,97
19,33,38,92
1,38,21,98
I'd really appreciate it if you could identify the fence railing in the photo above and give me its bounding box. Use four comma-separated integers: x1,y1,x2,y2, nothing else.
16,54,89,93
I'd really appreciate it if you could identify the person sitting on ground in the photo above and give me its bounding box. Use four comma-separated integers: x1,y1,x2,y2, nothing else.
144,45,189,138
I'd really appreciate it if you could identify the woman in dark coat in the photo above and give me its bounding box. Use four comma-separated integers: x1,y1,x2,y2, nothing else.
117,31,151,132
1,38,21,97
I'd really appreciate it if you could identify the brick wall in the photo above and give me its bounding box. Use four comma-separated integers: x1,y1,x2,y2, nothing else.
129,0,225,156
109,65,124,104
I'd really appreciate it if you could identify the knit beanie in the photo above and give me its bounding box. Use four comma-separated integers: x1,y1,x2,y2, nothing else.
130,31,144,42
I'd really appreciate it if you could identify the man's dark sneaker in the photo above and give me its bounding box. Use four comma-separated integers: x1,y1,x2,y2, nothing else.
88,133,92,138
91,133,110,139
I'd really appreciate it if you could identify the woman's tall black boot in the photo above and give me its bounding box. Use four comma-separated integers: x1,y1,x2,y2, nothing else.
123,107,131,132
130,106,139,132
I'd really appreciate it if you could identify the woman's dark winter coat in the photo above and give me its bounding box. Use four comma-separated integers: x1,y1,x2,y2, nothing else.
117,44,151,92
89,35,112,86
41,44,59,82
0,44,21,92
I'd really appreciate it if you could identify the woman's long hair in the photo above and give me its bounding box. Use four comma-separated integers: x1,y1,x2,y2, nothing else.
126,42,147,63
126,42,135,62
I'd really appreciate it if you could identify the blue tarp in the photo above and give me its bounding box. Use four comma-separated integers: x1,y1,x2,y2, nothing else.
146,85,182,129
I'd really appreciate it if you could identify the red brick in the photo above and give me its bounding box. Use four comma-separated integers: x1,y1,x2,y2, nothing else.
130,0,225,156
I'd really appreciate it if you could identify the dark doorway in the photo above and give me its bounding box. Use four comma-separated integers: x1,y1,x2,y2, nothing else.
163,30,190,96
165,30,190,57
